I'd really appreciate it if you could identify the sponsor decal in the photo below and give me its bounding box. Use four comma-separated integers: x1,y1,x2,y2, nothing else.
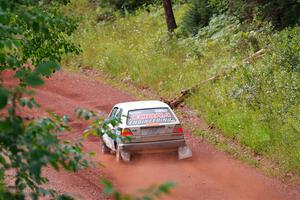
127,108,175,125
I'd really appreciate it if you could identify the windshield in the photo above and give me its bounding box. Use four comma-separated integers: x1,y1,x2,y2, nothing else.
126,107,176,126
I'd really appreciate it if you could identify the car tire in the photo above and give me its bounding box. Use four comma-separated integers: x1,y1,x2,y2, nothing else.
101,142,110,154
116,147,131,162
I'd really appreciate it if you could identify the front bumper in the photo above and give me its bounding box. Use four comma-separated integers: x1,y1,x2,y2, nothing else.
118,139,186,152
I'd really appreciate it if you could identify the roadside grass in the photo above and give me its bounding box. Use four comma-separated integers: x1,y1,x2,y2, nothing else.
63,0,300,177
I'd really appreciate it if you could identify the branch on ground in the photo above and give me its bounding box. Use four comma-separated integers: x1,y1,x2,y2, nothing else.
243,49,266,64
162,49,266,109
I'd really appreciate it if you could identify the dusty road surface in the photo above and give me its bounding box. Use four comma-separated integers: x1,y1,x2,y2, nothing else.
25,71,300,200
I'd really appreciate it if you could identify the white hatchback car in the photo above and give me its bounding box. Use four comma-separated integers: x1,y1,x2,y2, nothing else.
101,100,192,162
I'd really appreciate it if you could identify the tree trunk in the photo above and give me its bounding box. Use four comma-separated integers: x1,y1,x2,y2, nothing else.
162,0,177,32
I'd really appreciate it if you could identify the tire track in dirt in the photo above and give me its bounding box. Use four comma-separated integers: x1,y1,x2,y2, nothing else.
32,71,299,200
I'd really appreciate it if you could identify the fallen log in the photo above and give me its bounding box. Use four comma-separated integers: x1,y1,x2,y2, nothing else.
162,75,219,109
243,48,266,64
162,49,266,108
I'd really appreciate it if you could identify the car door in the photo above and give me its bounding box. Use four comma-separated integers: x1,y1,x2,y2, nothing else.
114,108,123,136
102,107,119,151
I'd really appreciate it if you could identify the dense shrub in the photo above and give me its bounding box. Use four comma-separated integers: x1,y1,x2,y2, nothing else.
187,14,272,59
208,0,300,29
99,0,161,13
0,1,90,198
231,27,300,119
228,27,300,168
208,0,257,20
258,0,300,29
182,0,300,36
181,0,213,35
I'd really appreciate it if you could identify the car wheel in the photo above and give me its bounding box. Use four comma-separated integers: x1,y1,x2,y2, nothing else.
120,150,131,162
116,147,131,162
101,142,110,154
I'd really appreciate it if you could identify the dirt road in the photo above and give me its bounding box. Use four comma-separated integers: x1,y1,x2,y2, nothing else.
31,71,299,200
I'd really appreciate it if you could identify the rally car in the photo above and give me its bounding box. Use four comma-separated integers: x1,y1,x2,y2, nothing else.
100,100,192,162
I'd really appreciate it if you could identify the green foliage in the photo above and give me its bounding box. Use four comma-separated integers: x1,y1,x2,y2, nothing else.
231,27,299,119
181,0,212,35
181,0,300,35
208,0,300,29
208,0,256,20
75,108,120,138
0,0,80,85
0,0,88,199
256,0,300,29
195,14,273,54
0,89,91,198
75,108,134,142
56,194,75,200
101,178,174,200
229,27,300,162
20,8,80,65
99,0,161,13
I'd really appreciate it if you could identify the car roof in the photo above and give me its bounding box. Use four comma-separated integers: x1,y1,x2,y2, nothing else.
114,100,171,111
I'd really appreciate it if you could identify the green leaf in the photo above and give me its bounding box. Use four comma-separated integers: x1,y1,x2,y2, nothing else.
0,87,8,109
35,61,60,76
84,113,90,120
141,196,151,200
125,136,132,142
25,73,44,86
15,68,28,79
56,194,75,200
0,154,7,166
32,21,40,32
158,182,175,194
6,55,20,68
75,108,83,117
101,178,115,195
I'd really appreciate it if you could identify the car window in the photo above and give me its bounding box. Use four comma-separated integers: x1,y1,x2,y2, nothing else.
109,107,118,119
116,108,123,119
127,107,176,126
